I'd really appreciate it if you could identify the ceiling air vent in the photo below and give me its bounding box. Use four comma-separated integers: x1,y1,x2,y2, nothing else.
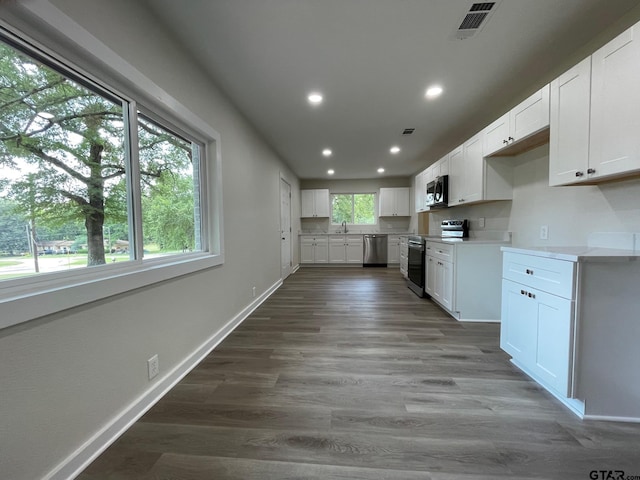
402,128,415,135
454,1,498,40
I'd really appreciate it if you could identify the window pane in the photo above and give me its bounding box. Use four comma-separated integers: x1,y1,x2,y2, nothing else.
138,114,200,257
0,39,129,281
331,194,353,224
354,194,375,224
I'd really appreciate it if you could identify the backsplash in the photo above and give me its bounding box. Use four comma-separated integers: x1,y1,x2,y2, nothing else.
427,144,640,247
300,216,412,234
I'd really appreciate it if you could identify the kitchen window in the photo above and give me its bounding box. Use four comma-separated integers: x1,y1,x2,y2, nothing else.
331,193,376,225
0,27,222,329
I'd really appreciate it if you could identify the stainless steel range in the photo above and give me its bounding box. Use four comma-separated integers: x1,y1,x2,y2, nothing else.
441,219,469,238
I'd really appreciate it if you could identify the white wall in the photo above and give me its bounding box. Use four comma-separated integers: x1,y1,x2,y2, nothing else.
0,1,299,479
427,145,640,246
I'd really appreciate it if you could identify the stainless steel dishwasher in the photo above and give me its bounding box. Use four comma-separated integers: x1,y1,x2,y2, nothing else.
363,234,388,267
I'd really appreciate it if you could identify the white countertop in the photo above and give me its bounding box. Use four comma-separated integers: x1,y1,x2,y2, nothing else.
502,245,640,262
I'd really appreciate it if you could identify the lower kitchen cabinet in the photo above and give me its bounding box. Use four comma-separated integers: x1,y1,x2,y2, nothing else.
300,235,329,264
425,240,505,322
387,235,401,264
501,278,573,396
399,236,408,278
329,235,363,264
500,246,640,421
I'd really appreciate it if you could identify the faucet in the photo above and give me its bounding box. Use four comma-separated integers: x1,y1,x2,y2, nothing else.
341,221,348,233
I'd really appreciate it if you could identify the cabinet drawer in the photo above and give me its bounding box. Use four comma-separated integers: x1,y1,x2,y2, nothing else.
346,235,363,245
502,252,575,299
426,241,454,262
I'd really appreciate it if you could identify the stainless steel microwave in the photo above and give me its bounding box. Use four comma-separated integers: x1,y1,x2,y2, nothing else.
427,175,448,208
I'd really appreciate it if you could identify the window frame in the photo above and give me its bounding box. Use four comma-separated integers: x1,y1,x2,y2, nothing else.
0,19,224,330
330,192,378,226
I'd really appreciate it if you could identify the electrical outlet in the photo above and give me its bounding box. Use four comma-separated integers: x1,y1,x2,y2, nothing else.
478,217,485,228
540,225,549,240
252,286,256,298
147,354,159,380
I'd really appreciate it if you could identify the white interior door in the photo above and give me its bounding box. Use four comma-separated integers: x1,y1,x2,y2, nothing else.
280,177,292,279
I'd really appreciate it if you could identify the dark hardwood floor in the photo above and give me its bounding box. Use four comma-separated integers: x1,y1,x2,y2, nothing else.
78,268,640,480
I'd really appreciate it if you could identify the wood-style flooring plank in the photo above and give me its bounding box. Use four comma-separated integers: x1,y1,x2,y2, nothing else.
77,267,640,480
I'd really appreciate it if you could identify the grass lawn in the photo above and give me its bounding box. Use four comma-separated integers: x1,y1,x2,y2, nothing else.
0,260,22,267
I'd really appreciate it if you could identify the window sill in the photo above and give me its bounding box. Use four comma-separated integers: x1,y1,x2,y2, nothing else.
0,253,224,330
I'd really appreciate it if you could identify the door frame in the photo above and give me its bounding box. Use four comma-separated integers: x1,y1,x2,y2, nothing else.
279,175,292,280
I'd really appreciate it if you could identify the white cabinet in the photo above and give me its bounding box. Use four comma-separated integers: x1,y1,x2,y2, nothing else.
589,24,640,181
501,250,577,407
449,135,483,206
449,133,513,207
549,57,592,186
300,235,328,264
329,235,363,264
399,236,408,278
301,189,330,218
387,235,401,264
500,247,640,421
379,187,410,217
425,240,504,321
483,85,550,157
414,170,428,213
549,23,640,186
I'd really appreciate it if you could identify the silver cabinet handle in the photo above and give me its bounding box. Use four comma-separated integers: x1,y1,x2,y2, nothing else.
575,171,584,177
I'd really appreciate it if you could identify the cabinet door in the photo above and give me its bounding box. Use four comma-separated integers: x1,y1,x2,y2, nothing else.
447,145,464,205
379,188,396,216
500,279,537,364
345,236,363,263
437,154,449,177
510,84,550,141
549,57,591,186
590,24,640,180
461,133,483,205
387,241,400,264
415,171,426,213
424,255,435,296
314,189,330,217
300,190,316,218
328,236,346,263
441,260,454,311
483,112,510,156
300,237,315,263
314,238,329,263
532,290,573,396
395,188,410,216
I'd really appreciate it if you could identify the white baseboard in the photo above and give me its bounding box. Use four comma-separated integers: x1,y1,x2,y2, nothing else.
583,414,640,423
46,278,283,480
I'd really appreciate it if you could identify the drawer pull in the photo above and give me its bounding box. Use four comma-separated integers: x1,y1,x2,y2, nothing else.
525,269,534,275
528,292,536,299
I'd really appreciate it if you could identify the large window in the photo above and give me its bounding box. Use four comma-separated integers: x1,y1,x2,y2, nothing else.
0,28,220,328
331,193,376,225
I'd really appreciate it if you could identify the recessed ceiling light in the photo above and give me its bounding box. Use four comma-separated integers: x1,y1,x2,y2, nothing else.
322,148,332,157
390,146,401,154
327,169,335,175
425,85,443,99
308,92,323,105
377,168,385,174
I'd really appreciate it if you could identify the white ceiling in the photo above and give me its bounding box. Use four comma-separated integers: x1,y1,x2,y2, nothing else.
140,0,640,180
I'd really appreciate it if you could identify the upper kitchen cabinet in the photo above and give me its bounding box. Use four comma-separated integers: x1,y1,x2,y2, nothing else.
549,57,592,186
415,170,428,213
450,134,513,207
550,22,640,186
301,189,330,217
483,85,550,157
589,23,640,181
379,187,410,217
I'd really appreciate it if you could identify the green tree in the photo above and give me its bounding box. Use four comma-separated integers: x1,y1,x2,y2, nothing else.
0,41,193,267
0,199,28,254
